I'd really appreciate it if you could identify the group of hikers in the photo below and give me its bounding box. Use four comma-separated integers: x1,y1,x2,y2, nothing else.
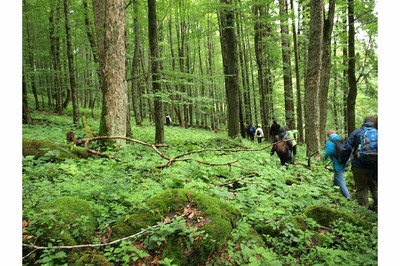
247,115,378,211
324,115,378,211
246,118,298,166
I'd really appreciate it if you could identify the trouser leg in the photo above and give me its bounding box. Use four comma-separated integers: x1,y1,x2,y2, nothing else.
352,167,371,208
333,170,350,198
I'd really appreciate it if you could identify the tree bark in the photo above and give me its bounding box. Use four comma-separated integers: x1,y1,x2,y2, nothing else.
49,2,63,114
346,0,357,134
319,0,336,146
290,0,303,142
218,0,240,138
93,0,128,143
253,3,270,138
23,75,32,124
131,0,143,126
278,0,295,130
304,0,323,157
148,0,164,144
64,0,80,125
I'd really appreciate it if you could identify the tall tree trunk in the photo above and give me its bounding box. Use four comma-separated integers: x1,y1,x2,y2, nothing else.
207,16,217,131
218,0,240,138
64,0,80,124
93,0,128,142
148,0,164,143
49,2,63,114
23,0,39,111
319,0,336,146
346,0,357,134
23,74,32,124
278,0,295,129
131,0,143,126
168,12,183,127
333,39,339,130
290,0,303,142
342,15,348,133
304,0,323,157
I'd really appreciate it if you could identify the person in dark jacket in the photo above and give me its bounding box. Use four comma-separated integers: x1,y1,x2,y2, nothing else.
269,119,281,142
270,127,293,166
344,116,378,210
324,130,351,199
247,124,255,141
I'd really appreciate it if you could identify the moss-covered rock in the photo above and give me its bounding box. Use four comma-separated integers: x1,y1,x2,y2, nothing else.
72,253,112,266
305,205,367,228
23,138,89,160
112,189,240,265
36,196,98,246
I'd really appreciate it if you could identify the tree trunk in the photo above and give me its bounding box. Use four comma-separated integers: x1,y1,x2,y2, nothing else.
93,0,128,142
148,0,164,144
333,39,339,130
346,0,357,134
49,2,63,114
23,0,39,111
342,15,348,133
290,0,303,142
304,0,323,157
131,0,143,126
319,0,336,146
23,75,32,124
278,0,295,130
218,0,240,138
64,0,80,125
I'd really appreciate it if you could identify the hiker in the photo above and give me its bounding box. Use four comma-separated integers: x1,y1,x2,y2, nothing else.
324,130,351,199
269,118,281,142
247,124,255,141
255,125,264,144
270,127,293,166
285,125,298,164
165,115,172,126
344,116,378,210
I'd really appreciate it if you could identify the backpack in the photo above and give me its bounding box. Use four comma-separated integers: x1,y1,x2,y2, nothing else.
358,127,378,167
332,139,352,165
249,127,254,133
359,127,378,156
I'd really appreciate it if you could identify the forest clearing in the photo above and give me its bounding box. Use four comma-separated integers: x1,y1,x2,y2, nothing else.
17,0,385,264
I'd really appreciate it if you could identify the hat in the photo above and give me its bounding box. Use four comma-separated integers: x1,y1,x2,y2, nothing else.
326,130,336,137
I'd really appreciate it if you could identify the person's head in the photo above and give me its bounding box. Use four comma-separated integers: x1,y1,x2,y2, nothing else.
363,115,378,129
258,124,262,128
326,130,336,138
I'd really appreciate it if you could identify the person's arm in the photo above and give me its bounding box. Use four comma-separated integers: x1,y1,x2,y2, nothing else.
323,141,334,161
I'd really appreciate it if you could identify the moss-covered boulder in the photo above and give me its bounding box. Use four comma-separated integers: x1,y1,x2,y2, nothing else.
305,205,367,228
112,189,240,265
36,196,98,246
72,254,112,266
23,138,89,161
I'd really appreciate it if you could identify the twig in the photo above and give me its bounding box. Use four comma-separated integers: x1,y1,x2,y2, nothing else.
23,212,190,256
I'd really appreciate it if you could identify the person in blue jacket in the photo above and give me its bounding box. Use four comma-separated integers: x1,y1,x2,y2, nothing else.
343,116,378,210
324,130,351,199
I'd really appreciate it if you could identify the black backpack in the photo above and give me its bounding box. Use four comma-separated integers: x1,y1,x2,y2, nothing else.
332,139,352,165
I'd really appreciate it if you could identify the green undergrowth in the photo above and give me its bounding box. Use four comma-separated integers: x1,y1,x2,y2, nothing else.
22,111,378,265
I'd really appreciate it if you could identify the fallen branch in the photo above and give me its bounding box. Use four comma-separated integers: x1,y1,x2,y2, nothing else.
23,211,190,258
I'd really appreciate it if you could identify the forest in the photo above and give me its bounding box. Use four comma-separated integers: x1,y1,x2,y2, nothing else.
19,0,380,265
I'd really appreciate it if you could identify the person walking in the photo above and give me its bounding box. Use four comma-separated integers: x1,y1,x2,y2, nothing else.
285,126,298,164
270,127,293,166
247,124,255,141
324,130,351,199
255,125,264,144
269,118,281,142
344,116,378,210
165,115,172,126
